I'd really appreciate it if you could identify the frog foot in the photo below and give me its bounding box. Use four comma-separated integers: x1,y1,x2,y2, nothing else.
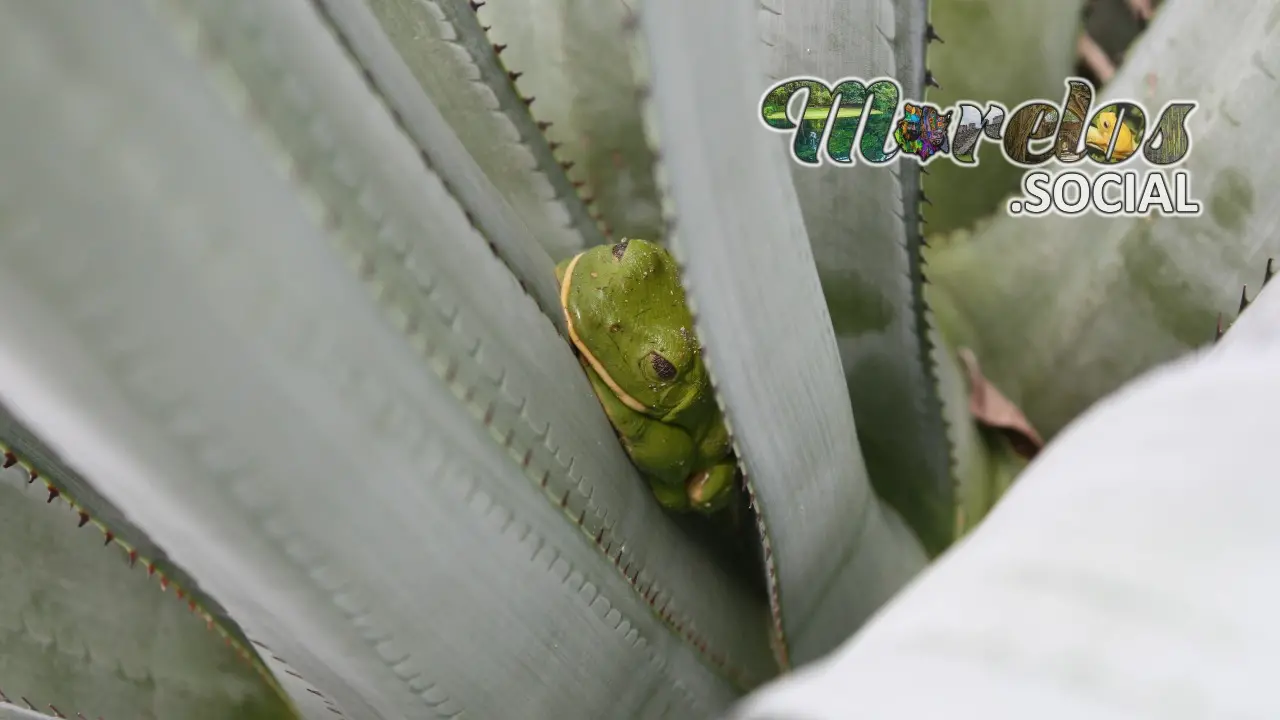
649,479,691,512
686,463,737,515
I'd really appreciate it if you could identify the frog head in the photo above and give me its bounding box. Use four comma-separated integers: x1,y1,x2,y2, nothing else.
558,238,710,423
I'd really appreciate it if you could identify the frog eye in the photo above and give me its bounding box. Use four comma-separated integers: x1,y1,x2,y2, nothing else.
648,351,677,381
612,239,630,261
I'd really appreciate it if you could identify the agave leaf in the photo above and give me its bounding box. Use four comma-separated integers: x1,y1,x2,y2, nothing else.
0,464,293,720
0,705,92,720
0,706,69,720
921,0,1086,233
927,329,1029,539
756,0,955,554
0,2,775,717
731,279,1280,719
0,406,252,657
1218,277,1280,353
0,413,341,720
331,0,605,263
927,0,1280,438
302,0,565,323
475,0,664,243
629,0,929,667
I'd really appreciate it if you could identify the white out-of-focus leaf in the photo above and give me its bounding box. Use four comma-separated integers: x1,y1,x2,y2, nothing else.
730,283,1280,719
629,0,929,667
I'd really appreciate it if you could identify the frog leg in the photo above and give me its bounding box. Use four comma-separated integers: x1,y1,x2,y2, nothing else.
687,461,738,515
581,363,696,510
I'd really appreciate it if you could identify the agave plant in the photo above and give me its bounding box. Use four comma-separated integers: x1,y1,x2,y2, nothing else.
0,0,1274,717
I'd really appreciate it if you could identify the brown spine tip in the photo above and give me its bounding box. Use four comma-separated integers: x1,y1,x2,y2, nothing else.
27,468,37,484
919,190,932,205
507,70,523,82
926,23,943,43
469,0,485,9
548,141,561,151
1214,313,1225,342
924,71,941,90
103,531,114,546
492,43,507,55
128,549,138,567
77,511,89,528
560,161,575,171
46,486,59,503
1239,284,1251,313
1,451,15,468
536,120,552,132
1264,258,1275,286
522,96,535,107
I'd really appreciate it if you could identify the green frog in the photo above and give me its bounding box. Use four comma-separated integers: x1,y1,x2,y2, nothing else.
555,238,738,514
